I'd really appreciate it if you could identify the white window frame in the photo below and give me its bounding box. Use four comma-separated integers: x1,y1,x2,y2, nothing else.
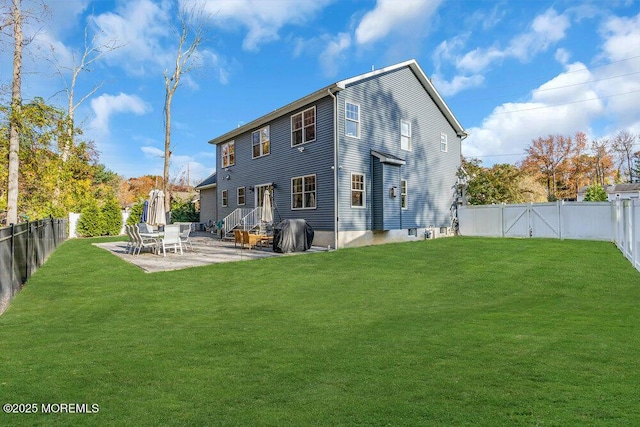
401,120,412,151
237,187,245,206
252,126,270,159
221,189,228,207
350,173,366,208
291,174,316,210
345,101,360,138
291,106,316,147
401,179,408,210
441,132,448,152
221,141,235,167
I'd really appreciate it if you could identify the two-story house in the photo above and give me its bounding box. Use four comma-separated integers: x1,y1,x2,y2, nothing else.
208,59,467,249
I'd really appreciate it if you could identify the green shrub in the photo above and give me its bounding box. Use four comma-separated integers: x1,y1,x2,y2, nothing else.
171,198,199,223
102,197,122,235
76,200,104,237
127,200,145,226
584,184,608,201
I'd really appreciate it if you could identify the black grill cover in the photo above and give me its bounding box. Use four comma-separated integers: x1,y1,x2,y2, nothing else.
272,219,314,253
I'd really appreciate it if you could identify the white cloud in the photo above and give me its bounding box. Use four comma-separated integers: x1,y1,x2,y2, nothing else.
463,62,604,163
201,0,332,51
90,0,173,74
431,74,484,97
355,0,443,45
319,33,352,77
90,93,151,134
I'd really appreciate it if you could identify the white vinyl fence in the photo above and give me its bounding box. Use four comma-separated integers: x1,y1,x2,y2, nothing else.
458,200,639,273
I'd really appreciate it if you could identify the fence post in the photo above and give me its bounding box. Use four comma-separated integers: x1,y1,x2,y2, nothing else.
500,203,505,237
558,200,563,240
9,223,15,292
26,221,30,278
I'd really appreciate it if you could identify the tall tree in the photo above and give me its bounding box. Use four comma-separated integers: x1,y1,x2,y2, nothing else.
6,0,23,225
52,23,121,162
612,130,637,183
522,134,574,201
162,3,206,213
591,138,614,187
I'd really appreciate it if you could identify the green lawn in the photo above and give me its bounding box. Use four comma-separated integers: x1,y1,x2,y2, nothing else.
0,237,638,426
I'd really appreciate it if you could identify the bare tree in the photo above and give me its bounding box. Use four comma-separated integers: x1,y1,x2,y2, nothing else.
52,23,121,161
6,0,23,225
591,138,614,187
612,130,637,183
162,3,206,213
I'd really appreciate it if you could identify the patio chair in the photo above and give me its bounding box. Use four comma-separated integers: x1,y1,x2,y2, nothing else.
233,229,243,248
241,230,265,250
124,224,134,254
161,224,183,257
176,222,193,252
132,224,158,256
138,223,155,234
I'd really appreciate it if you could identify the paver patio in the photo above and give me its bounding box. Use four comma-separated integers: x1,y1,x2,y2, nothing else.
95,232,326,273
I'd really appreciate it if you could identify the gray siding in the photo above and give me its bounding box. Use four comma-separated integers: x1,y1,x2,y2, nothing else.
336,66,461,231
216,96,335,231
198,187,217,224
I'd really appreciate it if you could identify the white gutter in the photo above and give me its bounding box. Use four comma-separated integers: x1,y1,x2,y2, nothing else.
328,88,339,250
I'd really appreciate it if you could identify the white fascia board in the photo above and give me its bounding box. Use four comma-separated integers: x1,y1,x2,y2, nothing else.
208,83,343,145
339,59,467,138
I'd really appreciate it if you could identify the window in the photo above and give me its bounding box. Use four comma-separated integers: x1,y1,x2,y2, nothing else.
401,180,407,209
252,126,270,158
345,102,360,138
351,173,365,208
441,133,448,152
401,120,411,151
221,141,235,167
237,187,245,206
292,174,316,209
221,190,228,207
291,107,316,146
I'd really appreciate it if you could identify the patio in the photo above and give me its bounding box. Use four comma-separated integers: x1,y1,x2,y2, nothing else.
95,232,327,273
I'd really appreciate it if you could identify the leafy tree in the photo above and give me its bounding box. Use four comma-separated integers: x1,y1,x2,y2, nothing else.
126,200,145,226
170,197,199,222
76,199,103,237
462,158,527,205
101,197,122,235
521,134,575,201
583,184,608,202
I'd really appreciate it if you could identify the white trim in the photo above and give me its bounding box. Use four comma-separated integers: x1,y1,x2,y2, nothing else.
237,186,246,206
291,174,317,210
345,101,360,139
440,132,448,152
401,179,408,210
291,106,317,147
221,189,228,207
401,119,412,151
350,172,366,208
252,125,271,159
221,141,235,168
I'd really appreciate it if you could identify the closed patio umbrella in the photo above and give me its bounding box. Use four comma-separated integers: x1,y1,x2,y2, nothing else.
148,189,167,227
261,189,273,224
141,200,149,223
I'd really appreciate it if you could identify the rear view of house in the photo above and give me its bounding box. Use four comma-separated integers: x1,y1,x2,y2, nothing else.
208,59,467,249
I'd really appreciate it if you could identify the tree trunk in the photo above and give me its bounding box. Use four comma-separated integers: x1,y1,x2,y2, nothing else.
6,0,22,225
163,89,173,214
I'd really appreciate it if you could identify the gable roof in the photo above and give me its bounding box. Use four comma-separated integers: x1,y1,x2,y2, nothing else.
195,172,217,190
208,59,466,146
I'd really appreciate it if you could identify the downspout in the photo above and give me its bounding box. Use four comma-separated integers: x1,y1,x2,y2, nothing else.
328,88,338,249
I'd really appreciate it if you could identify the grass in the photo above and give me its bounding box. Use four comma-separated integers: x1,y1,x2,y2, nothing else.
0,236,638,426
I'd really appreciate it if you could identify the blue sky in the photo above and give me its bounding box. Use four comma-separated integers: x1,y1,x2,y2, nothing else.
3,0,639,183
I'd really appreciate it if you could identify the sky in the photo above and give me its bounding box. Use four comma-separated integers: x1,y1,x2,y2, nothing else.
2,0,639,184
